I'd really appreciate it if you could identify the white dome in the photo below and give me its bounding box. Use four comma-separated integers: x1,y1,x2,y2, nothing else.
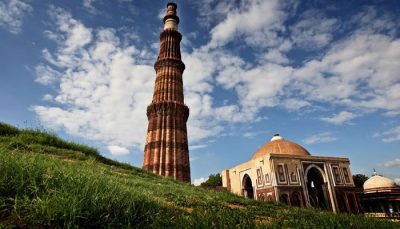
363,174,397,190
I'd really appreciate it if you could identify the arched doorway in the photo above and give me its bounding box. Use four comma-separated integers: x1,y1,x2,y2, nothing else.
280,193,289,205
291,192,301,207
306,167,329,210
337,193,348,213
242,174,254,199
347,193,357,214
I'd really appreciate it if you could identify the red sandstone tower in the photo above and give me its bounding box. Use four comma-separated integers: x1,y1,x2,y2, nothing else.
143,3,190,183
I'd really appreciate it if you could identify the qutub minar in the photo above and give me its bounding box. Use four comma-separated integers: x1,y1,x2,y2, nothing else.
142,2,190,183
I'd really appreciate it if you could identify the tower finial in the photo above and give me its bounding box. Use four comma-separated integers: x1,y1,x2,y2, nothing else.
163,2,179,30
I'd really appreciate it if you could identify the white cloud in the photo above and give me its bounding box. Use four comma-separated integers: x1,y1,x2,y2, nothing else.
381,158,400,168
157,7,165,20
282,99,310,111
242,130,269,139
290,10,338,50
190,144,208,150
83,0,97,14
217,62,293,113
208,0,287,48
33,8,154,150
34,7,253,154
0,0,32,34
377,126,400,143
193,5,396,124
50,6,93,53
42,94,53,101
185,4,400,129
182,49,216,94
35,64,61,85
187,119,224,143
192,0,236,28
384,110,400,117
321,111,357,125
262,48,290,64
193,177,206,186
303,132,337,145
208,6,400,122
182,49,265,139
351,6,398,36
293,32,400,112
395,178,400,185
33,3,400,159
107,145,130,155
243,132,256,139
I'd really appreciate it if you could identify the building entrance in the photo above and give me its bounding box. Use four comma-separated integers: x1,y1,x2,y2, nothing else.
306,167,330,210
243,174,254,199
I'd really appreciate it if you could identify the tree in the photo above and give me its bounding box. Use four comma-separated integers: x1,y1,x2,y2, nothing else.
352,174,368,188
200,173,222,188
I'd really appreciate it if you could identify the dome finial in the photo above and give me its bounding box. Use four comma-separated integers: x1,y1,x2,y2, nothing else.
271,134,283,141
372,168,377,176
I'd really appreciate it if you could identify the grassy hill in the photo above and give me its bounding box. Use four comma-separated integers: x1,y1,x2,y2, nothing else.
0,122,398,228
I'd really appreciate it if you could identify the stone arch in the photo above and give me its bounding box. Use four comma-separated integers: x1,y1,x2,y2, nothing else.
305,166,330,210
280,193,290,205
337,193,348,213
291,191,302,207
304,164,327,183
347,193,358,214
242,174,254,199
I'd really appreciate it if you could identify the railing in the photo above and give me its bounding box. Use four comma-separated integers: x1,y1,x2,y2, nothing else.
365,212,400,219
363,187,400,194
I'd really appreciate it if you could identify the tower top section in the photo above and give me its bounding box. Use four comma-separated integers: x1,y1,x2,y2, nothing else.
163,2,179,31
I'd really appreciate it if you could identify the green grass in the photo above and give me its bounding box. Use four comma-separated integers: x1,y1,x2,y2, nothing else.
0,122,398,228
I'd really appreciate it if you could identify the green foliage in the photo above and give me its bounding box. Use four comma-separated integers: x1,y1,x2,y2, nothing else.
1,152,396,228
16,129,99,157
0,123,20,136
0,122,398,228
0,122,135,171
200,173,222,188
353,174,369,188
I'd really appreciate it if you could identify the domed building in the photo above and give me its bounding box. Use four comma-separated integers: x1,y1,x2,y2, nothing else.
222,134,360,213
359,171,400,219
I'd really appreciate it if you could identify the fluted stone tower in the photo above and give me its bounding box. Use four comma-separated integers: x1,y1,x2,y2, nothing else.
143,3,190,183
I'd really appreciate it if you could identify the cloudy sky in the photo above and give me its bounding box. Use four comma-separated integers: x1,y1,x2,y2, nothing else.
1,0,399,185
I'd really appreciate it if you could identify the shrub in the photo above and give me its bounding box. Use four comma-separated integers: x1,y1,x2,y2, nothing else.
0,123,20,136
200,173,222,188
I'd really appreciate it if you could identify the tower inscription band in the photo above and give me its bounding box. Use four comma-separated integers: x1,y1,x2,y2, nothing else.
142,3,190,183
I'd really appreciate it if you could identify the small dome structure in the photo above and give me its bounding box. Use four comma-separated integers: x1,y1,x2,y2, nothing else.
363,172,397,190
252,134,311,159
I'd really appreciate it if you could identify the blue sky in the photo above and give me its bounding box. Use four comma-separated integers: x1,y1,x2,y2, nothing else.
1,0,400,185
